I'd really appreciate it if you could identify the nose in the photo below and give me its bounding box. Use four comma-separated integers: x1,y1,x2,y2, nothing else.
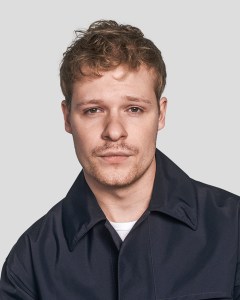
101,113,128,142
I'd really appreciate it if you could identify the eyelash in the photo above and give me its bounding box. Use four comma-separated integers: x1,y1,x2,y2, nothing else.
84,108,102,114
83,107,144,115
128,107,143,113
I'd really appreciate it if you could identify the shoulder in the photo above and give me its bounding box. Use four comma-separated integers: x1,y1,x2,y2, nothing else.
157,149,240,211
19,199,63,243
0,199,65,297
191,178,240,206
4,199,64,269
190,178,240,225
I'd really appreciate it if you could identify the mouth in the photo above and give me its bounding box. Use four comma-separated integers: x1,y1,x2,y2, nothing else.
98,152,132,164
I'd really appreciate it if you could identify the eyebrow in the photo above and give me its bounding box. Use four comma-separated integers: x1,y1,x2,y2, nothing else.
76,99,104,108
75,96,152,107
124,96,152,105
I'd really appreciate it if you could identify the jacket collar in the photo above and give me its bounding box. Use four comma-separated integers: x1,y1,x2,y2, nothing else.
62,171,106,251
62,148,198,251
149,149,198,231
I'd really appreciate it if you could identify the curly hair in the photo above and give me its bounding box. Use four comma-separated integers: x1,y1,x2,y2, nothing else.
60,20,167,107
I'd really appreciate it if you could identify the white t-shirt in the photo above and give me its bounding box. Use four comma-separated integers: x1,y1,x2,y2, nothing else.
109,220,137,241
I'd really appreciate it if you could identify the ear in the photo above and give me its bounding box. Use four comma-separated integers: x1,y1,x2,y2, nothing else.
61,100,72,134
158,97,167,131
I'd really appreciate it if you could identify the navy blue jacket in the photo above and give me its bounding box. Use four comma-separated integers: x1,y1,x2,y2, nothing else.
1,149,240,300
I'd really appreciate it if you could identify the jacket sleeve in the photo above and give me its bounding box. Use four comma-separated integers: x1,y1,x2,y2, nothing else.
233,200,240,300
234,285,240,300
0,261,36,299
0,235,38,300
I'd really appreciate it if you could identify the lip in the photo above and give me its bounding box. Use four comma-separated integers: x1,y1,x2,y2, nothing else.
100,155,129,163
98,152,132,164
99,151,133,157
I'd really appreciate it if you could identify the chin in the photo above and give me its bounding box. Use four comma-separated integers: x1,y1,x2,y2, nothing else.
82,153,155,188
86,167,142,188
96,177,136,188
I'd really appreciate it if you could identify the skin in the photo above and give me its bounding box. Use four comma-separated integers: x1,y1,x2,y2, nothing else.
62,64,167,222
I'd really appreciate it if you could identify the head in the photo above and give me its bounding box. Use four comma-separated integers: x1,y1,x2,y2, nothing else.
60,20,167,189
60,20,166,110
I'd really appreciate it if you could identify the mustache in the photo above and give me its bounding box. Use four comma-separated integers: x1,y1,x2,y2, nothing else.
92,143,139,156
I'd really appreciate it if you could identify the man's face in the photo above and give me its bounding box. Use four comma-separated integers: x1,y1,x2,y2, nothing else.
62,65,167,188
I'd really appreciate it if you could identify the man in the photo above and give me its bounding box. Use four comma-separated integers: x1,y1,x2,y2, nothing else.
0,20,240,300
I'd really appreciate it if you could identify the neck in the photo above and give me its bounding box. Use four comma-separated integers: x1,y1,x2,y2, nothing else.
84,158,156,222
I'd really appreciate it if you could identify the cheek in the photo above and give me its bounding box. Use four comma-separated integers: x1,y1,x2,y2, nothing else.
128,122,158,152
71,124,100,156
130,117,159,136
71,114,102,136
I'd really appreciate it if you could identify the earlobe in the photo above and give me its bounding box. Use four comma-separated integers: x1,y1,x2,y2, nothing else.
158,97,167,131
61,100,72,134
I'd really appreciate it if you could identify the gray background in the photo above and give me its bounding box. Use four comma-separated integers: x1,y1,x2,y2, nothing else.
0,0,239,270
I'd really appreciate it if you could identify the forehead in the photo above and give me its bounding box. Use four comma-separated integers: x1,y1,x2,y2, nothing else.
72,65,157,102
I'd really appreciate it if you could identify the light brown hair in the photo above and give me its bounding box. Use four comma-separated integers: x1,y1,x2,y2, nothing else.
60,20,167,108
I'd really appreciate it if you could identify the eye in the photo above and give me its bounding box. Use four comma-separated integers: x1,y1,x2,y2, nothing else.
128,107,143,113
84,107,102,114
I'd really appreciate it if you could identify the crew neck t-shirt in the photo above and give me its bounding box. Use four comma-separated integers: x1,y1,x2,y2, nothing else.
109,220,137,241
